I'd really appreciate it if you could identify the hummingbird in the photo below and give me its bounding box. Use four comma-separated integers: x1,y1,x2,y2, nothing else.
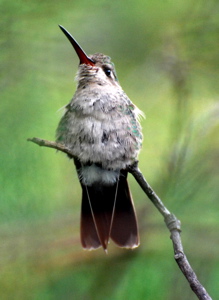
56,25,143,252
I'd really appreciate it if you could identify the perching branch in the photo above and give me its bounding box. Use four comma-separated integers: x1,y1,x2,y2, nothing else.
27,137,76,158
28,137,212,300
128,162,212,300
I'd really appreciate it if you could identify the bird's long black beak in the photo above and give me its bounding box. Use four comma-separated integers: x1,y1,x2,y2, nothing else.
59,25,95,66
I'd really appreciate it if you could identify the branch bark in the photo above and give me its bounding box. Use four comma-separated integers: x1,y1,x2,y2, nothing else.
27,137,212,300
128,162,212,300
27,137,75,158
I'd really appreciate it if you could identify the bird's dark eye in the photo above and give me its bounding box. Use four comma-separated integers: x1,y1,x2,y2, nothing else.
104,68,111,77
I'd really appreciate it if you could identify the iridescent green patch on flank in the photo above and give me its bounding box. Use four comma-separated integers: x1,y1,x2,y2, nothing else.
56,121,68,142
133,130,140,137
128,104,135,110
118,105,126,114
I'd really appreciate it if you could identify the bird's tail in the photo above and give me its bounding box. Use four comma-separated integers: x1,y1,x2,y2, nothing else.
80,170,139,252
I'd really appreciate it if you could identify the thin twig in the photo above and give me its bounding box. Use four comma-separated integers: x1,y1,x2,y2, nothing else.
128,162,212,300
27,137,75,158
27,137,212,300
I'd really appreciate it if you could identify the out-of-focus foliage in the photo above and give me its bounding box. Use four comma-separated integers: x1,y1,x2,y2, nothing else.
1,0,219,299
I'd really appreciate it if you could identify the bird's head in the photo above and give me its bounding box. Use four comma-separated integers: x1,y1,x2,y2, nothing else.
59,25,118,87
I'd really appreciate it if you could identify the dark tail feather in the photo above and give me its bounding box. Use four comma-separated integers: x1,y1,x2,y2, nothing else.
80,188,101,250
110,171,139,248
80,171,139,251
80,183,117,251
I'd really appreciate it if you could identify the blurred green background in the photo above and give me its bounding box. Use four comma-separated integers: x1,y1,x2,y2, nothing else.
1,0,219,299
